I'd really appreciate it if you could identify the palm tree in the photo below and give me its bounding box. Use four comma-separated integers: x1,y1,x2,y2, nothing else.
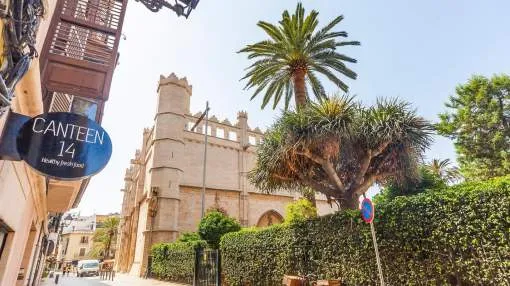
92,217,120,260
239,3,360,110
426,158,462,184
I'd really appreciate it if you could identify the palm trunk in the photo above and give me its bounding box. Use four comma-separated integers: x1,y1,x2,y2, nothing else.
293,70,317,211
293,70,307,109
103,233,112,260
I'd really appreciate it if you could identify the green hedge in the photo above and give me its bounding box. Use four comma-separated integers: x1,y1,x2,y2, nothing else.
220,176,510,285
151,240,207,283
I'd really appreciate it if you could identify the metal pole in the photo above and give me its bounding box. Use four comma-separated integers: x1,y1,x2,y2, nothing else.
201,101,209,219
370,221,385,286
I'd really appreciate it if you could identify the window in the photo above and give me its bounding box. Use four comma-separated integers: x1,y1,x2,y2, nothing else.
228,131,237,141
216,128,224,138
71,97,98,121
79,248,86,256
249,136,257,145
0,222,12,260
202,125,212,135
80,236,88,244
187,122,196,131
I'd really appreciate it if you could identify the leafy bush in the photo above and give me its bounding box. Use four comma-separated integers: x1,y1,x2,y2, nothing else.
198,211,241,249
220,176,510,285
151,240,207,283
176,232,201,243
284,198,317,224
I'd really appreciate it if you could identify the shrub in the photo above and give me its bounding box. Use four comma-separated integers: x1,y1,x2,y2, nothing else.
198,211,241,249
176,232,201,243
220,176,510,285
151,240,207,283
220,225,294,285
284,198,317,224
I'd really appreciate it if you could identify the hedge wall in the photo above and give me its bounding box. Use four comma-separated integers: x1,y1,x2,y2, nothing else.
151,240,207,283
220,176,510,285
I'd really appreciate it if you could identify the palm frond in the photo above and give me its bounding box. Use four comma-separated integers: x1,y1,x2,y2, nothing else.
239,3,359,109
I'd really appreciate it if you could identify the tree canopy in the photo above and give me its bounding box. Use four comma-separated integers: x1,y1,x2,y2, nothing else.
239,3,359,109
436,74,510,180
249,96,433,209
198,211,241,249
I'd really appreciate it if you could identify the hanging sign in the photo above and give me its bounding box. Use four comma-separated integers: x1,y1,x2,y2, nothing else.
360,198,375,223
15,112,112,180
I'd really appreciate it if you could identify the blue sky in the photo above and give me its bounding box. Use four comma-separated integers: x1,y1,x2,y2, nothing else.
77,0,510,215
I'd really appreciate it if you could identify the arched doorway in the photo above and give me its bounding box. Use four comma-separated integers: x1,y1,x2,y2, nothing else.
256,210,283,227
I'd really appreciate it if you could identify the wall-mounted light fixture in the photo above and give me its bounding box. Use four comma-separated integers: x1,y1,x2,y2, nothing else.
135,0,200,18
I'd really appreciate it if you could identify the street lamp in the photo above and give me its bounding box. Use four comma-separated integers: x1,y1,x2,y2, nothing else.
190,101,209,219
135,0,200,18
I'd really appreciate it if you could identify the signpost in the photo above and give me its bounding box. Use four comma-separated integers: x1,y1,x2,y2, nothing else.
0,111,112,180
360,197,385,286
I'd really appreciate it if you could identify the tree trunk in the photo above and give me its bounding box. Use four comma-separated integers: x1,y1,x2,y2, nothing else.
339,192,360,210
293,70,307,110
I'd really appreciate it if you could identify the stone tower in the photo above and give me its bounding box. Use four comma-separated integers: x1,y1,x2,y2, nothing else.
135,73,191,276
150,73,191,240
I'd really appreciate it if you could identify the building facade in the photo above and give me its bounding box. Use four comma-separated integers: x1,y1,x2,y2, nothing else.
55,213,119,266
0,0,127,285
115,73,335,276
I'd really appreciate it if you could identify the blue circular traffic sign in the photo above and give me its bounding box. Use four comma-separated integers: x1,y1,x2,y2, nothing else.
360,198,375,223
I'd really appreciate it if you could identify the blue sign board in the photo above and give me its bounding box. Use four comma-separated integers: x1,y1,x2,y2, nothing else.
16,112,112,180
360,198,375,223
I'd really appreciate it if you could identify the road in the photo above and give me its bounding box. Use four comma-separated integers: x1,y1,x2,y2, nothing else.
41,273,186,286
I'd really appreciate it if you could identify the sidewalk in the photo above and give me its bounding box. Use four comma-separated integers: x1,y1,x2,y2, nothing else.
101,273,189,286
40,272,189,286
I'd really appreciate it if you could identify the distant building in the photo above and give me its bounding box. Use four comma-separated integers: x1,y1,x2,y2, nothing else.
55,213,119,267
115,73,335,276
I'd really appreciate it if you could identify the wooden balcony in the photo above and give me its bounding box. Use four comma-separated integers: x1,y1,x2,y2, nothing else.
40,0,127,113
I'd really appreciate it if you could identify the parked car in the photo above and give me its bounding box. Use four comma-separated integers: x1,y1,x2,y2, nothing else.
77,260,99,277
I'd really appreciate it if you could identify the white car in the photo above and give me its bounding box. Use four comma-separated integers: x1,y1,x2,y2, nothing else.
77,260,100,277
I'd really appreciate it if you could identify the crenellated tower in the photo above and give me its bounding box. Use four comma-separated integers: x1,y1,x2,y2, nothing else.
132,73,192,276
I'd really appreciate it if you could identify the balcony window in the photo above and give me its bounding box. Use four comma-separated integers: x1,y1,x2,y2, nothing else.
71,97,98,121
49,93,98,121
80,236,88,244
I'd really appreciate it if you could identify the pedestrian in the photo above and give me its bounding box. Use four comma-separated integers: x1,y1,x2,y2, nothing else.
62,266,67,277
